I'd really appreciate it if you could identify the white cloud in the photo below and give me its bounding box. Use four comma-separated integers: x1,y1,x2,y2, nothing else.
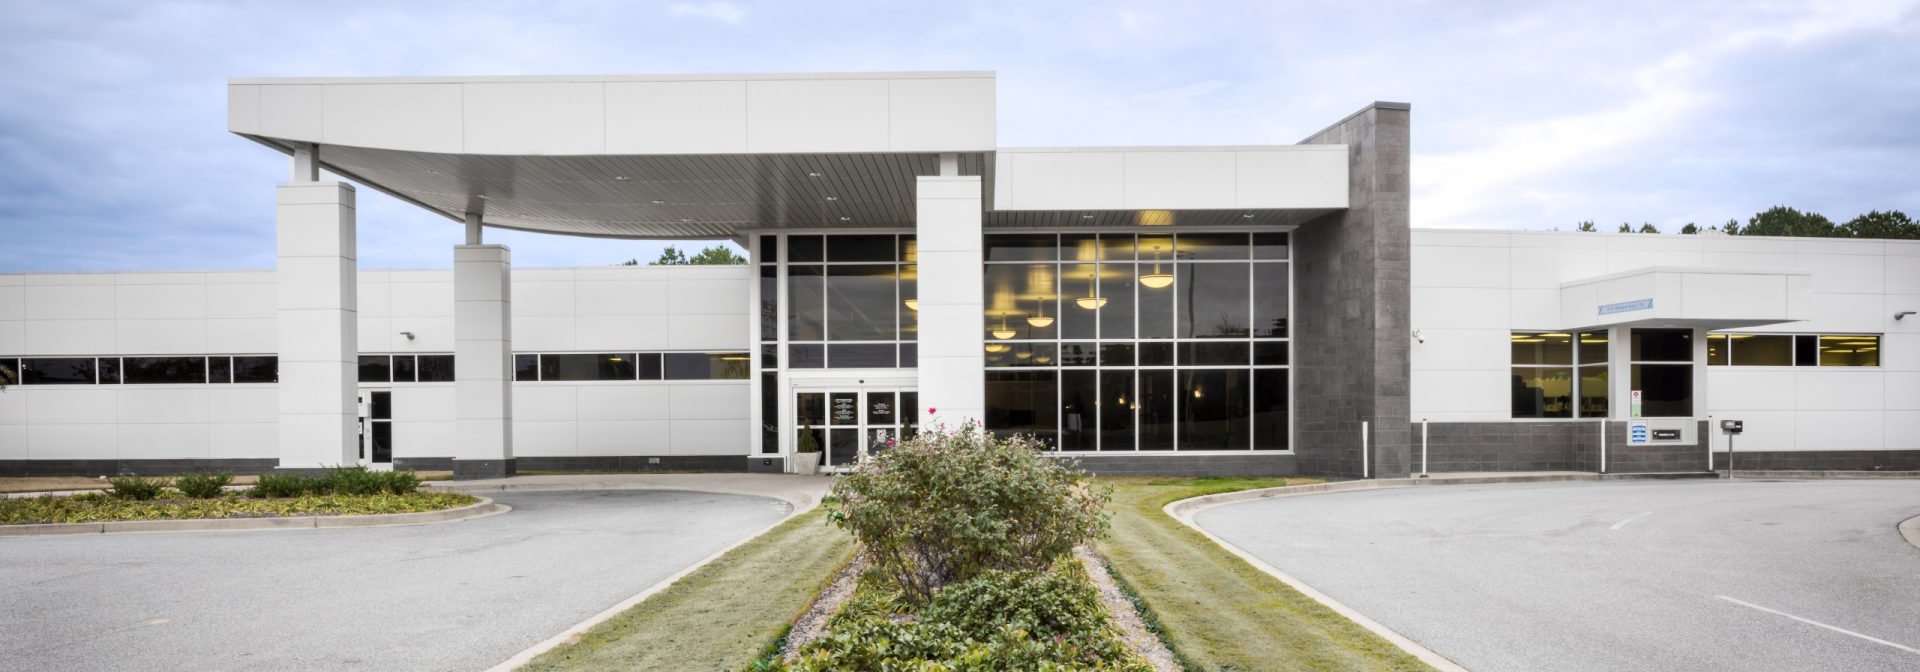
668,1,747,24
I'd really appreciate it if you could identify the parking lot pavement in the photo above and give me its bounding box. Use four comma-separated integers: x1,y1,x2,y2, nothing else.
0,489,792,672
1195,479,1920,672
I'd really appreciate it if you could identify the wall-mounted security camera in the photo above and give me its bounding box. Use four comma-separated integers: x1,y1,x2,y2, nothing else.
1412,329,1425,344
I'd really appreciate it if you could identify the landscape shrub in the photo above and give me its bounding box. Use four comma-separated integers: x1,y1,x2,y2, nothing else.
174,472,234,499
106,475,168,501
249,472,318,498
248,467,424,498
783,564,1146,671
826,422,1110,603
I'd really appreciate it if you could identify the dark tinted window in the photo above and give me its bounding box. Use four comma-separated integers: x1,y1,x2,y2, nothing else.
1795,335,1818,366
22,357,96,385
984,234,1056,261
759,265,779,342
539,353,637,381
208,356,232,383
789,344,825,369
1253,262,1289,338
1059,369,1098,451
1100,369,1135,450
417,355,455,382
391,355,418,382
1099,342,1134,367
1631,364,1692,417
234,356,278,383
1180,369,1249,449
1138,369,1175,450
760,343,779,369
1731,335,1792,366
898,343,916,368
97,357,120,384
124,356,207,384
358,355,391,383
1181,342,1247,366
760,371,779,453
758,235,778,263
1253,369,1289,450
1058,342,1097,366
513,354,539,381
788,265,825,341
1138,342,1174,366
1252,232,1290,260
1177,233,1249,260
634,353,663,380
827,343,895,369
1630,329,1692,362
664,352,750,380
828,234,896,262
826,265,897,341
1254,341,1289,365
788,235,824,263
983,370,1057,446
1097,263,1135,339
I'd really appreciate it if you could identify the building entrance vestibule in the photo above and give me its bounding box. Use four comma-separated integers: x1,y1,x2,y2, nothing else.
356,389,394,471
795,388,918,469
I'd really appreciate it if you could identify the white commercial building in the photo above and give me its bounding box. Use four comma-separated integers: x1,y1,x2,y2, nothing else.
1,71,1913,478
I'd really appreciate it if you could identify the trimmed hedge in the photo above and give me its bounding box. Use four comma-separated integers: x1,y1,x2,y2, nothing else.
0,491,475,525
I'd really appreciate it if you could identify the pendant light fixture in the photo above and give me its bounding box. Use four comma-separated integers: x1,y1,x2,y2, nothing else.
904,298,919,311
1075,273,1106,310
1141,244,1174,289
1026,298,1054,328
991,313,1017,340
1015,350,1034,360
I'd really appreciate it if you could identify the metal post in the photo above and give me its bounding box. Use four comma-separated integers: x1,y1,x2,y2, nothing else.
1360,420,1370,479
1727,434,1736,480
1420,419,1429,477
1599,419,1608,474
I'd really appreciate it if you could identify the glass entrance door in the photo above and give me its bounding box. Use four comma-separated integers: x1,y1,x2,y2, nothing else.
795,388,916,469
357,389,394,471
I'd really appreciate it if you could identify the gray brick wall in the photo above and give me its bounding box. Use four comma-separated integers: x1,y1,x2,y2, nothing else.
1295,102,1413,478
1055,453,1297,477
1604,421,1711,473
0,458,280,477
1411,421,1603,472
1714,450,1920,471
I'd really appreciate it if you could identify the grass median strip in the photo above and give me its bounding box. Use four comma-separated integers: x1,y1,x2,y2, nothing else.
522,506,854,672
1098,477,1434,672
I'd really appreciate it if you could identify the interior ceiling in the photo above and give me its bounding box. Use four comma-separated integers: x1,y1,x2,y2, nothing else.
277,139,1334,239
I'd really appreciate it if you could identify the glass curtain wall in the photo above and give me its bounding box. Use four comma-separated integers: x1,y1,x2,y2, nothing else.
983,231,1291,451
784,234,918,370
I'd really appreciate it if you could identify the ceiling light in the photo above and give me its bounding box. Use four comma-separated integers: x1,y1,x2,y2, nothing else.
1033,355,1051,364
476,194,488,199
680,219,692,223
651,200,665,205
719,355,750,361
1076,296,1107,310
1027,299,1054,328
904,298,919,311
1242,213,1255,219
1139,210,1174,226
1081,214,1095,220
807,171,823,177
985,343,1010,353
1140,244,1173,289
991,313,1017,340
825,196,839,201
1192,387,1204,399
614,176,631,181
1512,338,1545,343
840,216,852,222
1015,350,1034,360
608,356,624,362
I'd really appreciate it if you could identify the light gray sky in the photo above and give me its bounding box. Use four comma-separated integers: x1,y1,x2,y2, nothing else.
2,0,1916,272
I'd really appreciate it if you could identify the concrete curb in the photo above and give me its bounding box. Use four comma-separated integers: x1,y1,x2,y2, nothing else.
0,496,505,537
1901,515,1920,553
1718,470,1920,479
483,491,822,672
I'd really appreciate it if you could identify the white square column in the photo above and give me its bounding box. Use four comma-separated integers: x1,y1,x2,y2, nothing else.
915,176,986,428
453,244,515,479
276,182,358,470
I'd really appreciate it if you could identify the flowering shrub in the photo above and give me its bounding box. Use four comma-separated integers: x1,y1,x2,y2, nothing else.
826,422,1110,604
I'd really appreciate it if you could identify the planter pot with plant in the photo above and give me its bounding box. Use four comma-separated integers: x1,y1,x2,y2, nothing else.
792,425,822,475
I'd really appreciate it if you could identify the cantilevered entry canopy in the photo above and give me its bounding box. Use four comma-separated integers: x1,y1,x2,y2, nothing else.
1559,266,1812,330
227,71,1349,238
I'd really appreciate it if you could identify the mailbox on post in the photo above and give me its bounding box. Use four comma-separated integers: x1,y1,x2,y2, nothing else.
1721,419,1743,435
1720,419,1743,478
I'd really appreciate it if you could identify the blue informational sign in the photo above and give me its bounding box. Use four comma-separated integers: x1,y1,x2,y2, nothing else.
1599,298,1654,315
1628,421,1650,445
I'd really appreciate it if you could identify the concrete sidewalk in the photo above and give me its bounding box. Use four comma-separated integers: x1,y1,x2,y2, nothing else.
428,472,834,510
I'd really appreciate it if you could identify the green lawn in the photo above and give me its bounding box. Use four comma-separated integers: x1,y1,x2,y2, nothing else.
1097,477,1435,672
522,507,855,671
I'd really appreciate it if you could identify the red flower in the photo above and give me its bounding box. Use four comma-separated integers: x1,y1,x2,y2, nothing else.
928,407,937,414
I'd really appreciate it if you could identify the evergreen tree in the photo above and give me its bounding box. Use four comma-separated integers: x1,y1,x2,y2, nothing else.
1617,222,1632,233
1638,223,1660,234
1742,206,1835,237
1680,222,1700,234
1838,210,1919,240
1576,220,1597,232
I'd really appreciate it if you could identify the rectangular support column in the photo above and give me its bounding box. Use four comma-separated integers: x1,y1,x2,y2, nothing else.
276,182,358,470
453,244,515,479
915,176,986,429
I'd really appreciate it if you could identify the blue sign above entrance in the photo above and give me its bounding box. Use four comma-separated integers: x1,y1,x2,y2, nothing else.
1599,298,1654,315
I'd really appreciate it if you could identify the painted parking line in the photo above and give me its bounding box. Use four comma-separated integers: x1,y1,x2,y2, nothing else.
1717,596,1920,656
1609,511,1652,530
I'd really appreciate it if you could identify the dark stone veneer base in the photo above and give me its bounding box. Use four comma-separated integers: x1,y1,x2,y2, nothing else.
400,455,758,475
452,458,517,480
1054,453,1298,477
1714,450,1920,471
0,459,280,477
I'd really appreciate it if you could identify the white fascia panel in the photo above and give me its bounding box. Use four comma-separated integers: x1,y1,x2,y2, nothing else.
993,152,1124,211
256,84,324,142
227,84,261,135
746,79,890,153
888,76,996,152
605,80,749,154
323,83,464,153
463,82,607,155
1122,151,1235,209
1234,147,1348,208
994,147,1348,211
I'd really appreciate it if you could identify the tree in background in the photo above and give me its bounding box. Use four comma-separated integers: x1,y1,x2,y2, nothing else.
1838,210,1919,240
1722,218,1742,235
1576,220,1597,232
645,244,747,266
1742,206,1836,237
1637,223,1660,234
1616,222,1632,233
1680,222,1700,234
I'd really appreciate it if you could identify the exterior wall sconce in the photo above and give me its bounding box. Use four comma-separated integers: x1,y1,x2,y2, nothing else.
1897,311,1916,321
400,331,416,340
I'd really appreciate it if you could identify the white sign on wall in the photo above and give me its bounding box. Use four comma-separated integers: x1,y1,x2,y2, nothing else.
1631,390,1642,418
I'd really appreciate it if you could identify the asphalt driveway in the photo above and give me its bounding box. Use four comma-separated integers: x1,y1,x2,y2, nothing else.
1196,479,1920,672
0,489,792,672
